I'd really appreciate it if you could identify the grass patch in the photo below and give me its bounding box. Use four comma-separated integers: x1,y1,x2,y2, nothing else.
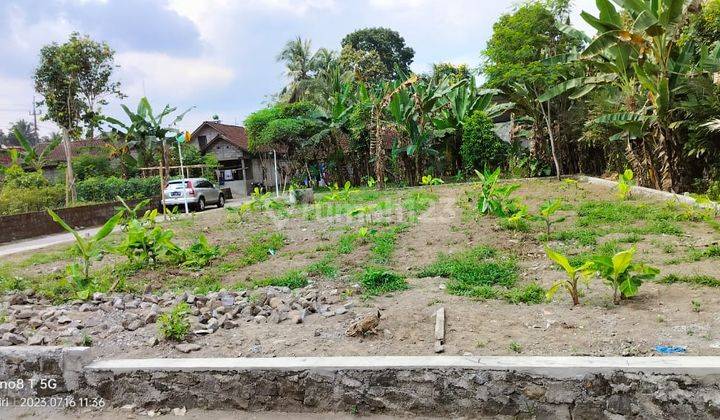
541,228,601,246
503,283,545,304
253,270,309,289
688,245,720,261
338,232,358,254
17,248,74,268
169,273,222,295
567,241,621,267
402,191,438,214
306,255,339,278
419,245,521,298
658,274,720,288
358,267,407,297
219,232,285,272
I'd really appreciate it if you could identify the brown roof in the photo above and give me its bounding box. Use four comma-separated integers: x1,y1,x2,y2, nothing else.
194,121,249,151
40,139,108,164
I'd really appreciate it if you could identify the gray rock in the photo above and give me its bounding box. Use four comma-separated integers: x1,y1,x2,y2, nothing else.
175,343,202,353
0,323,16,334
8,293,27,305
2,332,26,345
143,312,158,325
123,318,144,331
207,317,220,332
254,315,267,324
15,309,35,319
335,307,348,315
92,292,106,302
57,316,72,325
27,334,46,346
269,297,284,309
79,303,97,312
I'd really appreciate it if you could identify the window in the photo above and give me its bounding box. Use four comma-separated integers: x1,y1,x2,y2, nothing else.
198,135,207,149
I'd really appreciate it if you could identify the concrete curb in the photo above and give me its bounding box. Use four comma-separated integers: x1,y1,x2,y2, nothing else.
581,175,718,208
86,355,720,378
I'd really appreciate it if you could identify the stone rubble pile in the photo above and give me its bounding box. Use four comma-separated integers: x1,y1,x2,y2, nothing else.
0,284,360,348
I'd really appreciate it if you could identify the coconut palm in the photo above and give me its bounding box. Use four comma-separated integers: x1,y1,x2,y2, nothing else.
277,37,318,103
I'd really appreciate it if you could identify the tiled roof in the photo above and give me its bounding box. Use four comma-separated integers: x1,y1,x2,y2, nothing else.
197,122,249,151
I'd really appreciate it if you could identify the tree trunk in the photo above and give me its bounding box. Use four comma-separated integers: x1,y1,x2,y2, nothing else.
61,128,76,205
541,102,561,180
374,125,386,190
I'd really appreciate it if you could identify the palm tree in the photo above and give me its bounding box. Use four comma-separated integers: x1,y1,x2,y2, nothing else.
277,37,316,103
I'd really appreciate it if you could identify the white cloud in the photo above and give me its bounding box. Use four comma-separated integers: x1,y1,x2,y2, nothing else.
115,52,234,100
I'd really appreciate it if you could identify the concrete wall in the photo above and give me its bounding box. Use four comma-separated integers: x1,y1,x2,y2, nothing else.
0,198,155,244
2,349,720,418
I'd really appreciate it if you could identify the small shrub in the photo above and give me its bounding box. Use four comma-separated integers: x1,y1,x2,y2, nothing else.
359,267,407,297
157,302,191,341
461,110,508,173
306,256,338,278
593,246,659,304
536,199,565,235
182,235,220,269
76,176,160,202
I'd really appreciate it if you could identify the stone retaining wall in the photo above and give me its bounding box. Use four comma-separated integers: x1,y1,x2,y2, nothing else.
2,349,720,418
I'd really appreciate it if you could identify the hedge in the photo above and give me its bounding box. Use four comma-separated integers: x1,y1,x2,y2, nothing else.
76,176,161,203
0,185,65,216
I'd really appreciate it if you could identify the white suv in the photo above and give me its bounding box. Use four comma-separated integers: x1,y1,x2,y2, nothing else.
161,178,224,211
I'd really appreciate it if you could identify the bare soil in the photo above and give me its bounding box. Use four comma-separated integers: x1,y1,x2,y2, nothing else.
3,179,720,359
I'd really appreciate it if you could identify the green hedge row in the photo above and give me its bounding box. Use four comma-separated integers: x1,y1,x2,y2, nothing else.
76,176,161,203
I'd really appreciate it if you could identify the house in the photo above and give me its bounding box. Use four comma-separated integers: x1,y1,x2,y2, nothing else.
188,121,287,197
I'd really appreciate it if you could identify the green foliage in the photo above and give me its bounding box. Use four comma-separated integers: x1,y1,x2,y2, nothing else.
473,168,522,217
115,215,183,266
34,32,123,135
420,245,518,290
402,191,438,214
617,169,635,200
341,27,415,80
219,233,285,272
306,255,339,278
322,181,355,202
536,198,566,234
358,267,407,297
233,188,287,214
0,184,65,216
157,302,191,341
460,111,508,173
503,283,546,304
47,208,123,298
76,176,160,202
545,247,593,306
421,174,444,189
254,270,309,289
370,229,398,264
659,274,720,288
73,153,114,181
593,247,659,305
182,235,220,269
244,101,320,151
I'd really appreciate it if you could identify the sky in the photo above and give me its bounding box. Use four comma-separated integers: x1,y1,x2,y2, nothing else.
0,0,597,137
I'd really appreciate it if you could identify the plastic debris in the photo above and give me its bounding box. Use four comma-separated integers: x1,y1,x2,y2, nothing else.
654,345,687,354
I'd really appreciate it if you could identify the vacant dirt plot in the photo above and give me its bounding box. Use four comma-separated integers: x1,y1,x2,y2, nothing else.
1,178,719,358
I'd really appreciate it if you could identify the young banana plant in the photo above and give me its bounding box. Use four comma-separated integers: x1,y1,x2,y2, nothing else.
592,246,659,305
545,247,594,306
47,209,124,289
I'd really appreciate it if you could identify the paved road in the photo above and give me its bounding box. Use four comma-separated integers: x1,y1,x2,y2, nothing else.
0,198,245,258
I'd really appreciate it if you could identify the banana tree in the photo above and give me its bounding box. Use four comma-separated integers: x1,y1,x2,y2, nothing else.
104,97,192,210
307,79,355,181
544,0,698,190
13,128,61,172
432,76,513,174
387,75,458,184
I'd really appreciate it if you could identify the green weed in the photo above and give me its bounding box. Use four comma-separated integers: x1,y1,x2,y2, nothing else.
157,302,191,341
253,270,309,289
658,274,720,288
358,267,407,297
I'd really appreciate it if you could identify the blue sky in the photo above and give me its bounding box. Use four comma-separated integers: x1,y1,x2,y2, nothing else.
0,0,596,136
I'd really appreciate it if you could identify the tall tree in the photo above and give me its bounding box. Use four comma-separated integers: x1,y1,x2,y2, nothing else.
34,32,124,205
482,0,581,177
341,27,415,81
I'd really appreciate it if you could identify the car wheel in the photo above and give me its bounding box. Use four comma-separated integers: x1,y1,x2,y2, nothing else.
217,194,225,208
197,197,206,212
